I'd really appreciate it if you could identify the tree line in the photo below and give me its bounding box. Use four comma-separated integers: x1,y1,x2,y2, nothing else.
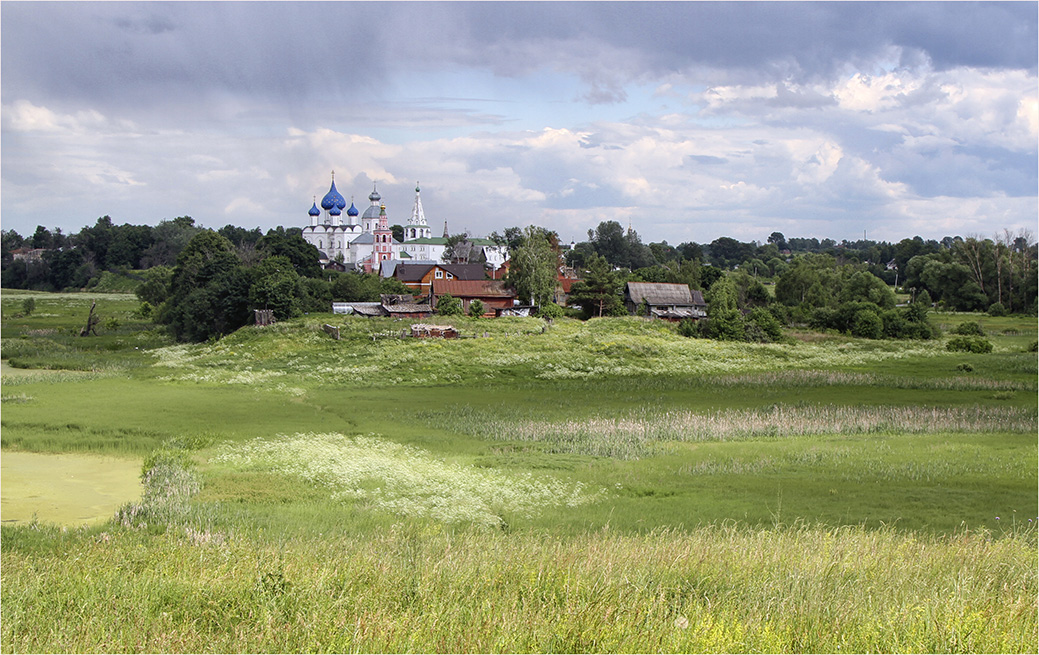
3,215,1035,343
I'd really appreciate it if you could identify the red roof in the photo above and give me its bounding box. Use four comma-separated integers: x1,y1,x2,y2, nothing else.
432,279,515,298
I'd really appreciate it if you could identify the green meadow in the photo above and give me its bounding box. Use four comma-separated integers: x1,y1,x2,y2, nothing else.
2,289,1036,653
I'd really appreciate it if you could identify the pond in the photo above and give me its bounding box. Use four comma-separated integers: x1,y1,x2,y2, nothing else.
1,450,142,527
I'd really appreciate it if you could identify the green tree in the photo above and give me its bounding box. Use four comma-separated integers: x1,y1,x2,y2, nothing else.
157,231,250,342
468,299,485,318
588,221,627,267
839,270,895,309
257,229,323,278
568,253,623,317
143,217,201,267
136,266,174,305
31,225,54,249
702,277,745,341
508,226,558,308
249,256,305,321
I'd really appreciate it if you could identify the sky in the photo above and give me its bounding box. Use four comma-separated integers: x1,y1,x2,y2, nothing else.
2,1,1036,246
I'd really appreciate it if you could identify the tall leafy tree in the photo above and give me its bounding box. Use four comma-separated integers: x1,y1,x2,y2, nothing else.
157,231,250,341
257,228,322,278
508,225,559,308
249,256,305,321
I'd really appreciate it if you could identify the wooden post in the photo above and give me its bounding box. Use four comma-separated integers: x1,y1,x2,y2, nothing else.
80,301,100,336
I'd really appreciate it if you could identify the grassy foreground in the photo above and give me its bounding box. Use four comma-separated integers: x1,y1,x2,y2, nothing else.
3,522,1035,653
2,290,1037,652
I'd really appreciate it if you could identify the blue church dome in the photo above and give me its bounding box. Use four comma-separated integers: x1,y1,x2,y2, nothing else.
308,202,321,217
347,201,359,217
321,179,347,211
330,205,342,216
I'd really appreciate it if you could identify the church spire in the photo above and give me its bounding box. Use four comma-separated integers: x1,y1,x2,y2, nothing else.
409,182,427,227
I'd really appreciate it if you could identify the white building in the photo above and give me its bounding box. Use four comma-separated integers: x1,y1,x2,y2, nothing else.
301,175,506,272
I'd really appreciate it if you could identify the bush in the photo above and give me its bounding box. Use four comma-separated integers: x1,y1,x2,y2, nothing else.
956,363,973,372
746,307,783,342
809,307,839,332
987,302,1007,316
946,336,993,353
851,308,883,339
468,299,485,318
951,321,985,336
676,318,700,338
21,297,36,315
435,294,463,316
536,302,565,319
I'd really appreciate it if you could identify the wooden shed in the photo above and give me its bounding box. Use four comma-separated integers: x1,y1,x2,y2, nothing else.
624,282,707,320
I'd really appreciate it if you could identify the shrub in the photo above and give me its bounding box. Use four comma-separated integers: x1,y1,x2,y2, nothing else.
956,362,973,372
746,307,783,342
1029,340,1038,353
851,308,883,339
676,318,700,338
536,302,565,319
468,299,485,318
987,302,1007,316
946,336,993,353
951,321,985,336
809,307,839,332
435,294,463,316
766,303,790,325
21,297,36,315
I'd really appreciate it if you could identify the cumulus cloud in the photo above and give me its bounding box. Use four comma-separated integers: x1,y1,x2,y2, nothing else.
1,2,1035,244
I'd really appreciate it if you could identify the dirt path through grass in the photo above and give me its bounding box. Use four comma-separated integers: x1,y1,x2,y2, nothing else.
1,450,142,526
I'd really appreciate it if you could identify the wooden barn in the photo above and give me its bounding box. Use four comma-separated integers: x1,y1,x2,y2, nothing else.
624,282,707,321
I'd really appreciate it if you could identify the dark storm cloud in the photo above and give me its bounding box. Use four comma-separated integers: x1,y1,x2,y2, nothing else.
3,2,1034,117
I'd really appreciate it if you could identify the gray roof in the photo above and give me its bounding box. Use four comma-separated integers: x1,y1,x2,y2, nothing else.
384,303,433,315
626,282,701,307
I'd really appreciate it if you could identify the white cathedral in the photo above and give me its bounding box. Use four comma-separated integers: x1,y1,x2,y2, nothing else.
301,173,505,273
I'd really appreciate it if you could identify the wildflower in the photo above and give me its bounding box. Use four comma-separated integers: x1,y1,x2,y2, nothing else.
675,616,690,629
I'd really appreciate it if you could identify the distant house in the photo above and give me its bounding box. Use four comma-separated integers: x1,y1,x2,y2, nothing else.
555,271,580,306
432,279,517,316
10,248,46,263
624,282,707,321
394,263,488,300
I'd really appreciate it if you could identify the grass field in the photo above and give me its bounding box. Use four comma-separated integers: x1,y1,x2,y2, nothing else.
2,289,1036,652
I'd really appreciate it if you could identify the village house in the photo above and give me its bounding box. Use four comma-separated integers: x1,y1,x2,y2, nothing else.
624,282,707,321
431,279,517,316
394,263,487,301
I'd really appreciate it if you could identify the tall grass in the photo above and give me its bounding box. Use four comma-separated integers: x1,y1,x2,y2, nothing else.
2,521,1034,653
428,403,1037,459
